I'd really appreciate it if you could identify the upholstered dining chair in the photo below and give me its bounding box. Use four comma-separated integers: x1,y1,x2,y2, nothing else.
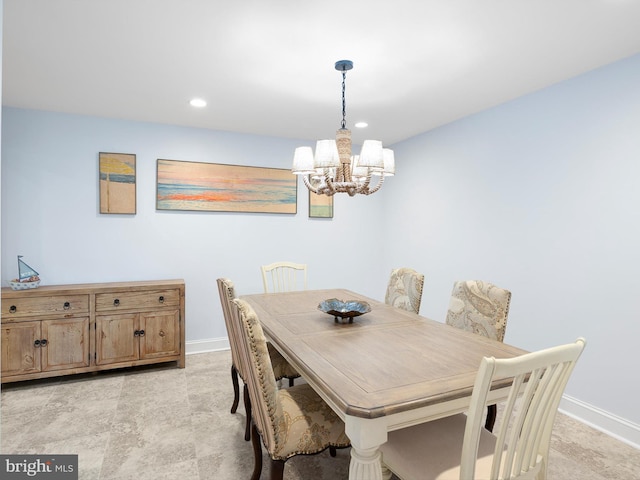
216,278,300,441
380,338,586,480
384,267,425,314
446,280,512,431
261,261,307,293
233,298,351,480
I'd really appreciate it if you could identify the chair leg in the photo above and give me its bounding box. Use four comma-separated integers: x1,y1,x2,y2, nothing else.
485,404,497,432
230,364,240,414
288,377,294,387
329,446,337,457
250,422,263,480
244,384,252,441
270,459,285,480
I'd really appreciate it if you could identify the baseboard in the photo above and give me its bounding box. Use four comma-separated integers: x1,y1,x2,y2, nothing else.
185,341,640,450
559,394,640,449
185,337,230,355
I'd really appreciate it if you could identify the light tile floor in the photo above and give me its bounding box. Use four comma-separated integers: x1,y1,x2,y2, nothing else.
1,350,638,479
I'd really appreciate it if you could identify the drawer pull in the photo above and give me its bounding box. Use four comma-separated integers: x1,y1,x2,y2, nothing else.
9,305,17,314
113,299,120,307
158,295,165,304
63,302,71,310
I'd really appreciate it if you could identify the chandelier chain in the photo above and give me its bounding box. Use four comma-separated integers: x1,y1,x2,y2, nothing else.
341,71,347,130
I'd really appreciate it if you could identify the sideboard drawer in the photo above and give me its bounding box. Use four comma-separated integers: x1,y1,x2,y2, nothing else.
95,289,180,312
1,294,90,318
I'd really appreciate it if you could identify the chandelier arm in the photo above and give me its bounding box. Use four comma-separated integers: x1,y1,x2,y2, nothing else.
301,175,319,194
324,171,337,194
364,173,385,195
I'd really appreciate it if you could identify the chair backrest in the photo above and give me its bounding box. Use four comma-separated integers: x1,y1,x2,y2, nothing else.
446,280,511,342
232,298,282,456
460,338,586,480
216,278,248,381
261,261,307,293
384,267,425,314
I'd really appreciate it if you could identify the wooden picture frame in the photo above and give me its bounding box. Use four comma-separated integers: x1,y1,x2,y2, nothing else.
99,152,136,214
309,178,334,218
156,159,297,214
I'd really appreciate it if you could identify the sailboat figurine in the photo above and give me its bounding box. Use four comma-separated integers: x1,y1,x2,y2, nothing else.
9,255,41,290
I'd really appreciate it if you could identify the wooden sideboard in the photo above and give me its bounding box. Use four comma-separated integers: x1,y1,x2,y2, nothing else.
1,279,185,383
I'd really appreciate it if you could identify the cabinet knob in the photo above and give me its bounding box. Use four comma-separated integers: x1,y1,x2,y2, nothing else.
9,305,17,314
139,329,145,337
34,339,41,347
41,339,48,347
158,296,165,304
113,299,120,306
63,302,71,310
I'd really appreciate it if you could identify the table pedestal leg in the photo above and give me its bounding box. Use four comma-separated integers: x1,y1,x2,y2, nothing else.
345,415,388,480
349,446,383,480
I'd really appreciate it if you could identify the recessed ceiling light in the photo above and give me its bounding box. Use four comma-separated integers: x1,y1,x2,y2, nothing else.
189,98,207,108
354,122,368,128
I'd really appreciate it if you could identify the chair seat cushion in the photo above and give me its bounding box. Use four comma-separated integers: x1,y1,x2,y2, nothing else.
273,383,350,460
379,413,498,480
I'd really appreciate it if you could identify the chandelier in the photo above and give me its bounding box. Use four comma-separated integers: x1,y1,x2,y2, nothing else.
292,60,395,197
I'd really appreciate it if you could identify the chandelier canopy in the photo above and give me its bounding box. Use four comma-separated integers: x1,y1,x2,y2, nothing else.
292,60,395,197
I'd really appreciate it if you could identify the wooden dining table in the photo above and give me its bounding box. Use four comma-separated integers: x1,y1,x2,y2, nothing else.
241,288,527,480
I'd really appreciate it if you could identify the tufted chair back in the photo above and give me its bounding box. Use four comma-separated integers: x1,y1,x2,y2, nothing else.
233,298,349,471
385,267,425,314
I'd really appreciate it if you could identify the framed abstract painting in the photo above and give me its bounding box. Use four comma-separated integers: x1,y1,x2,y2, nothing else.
99,152,136,214
156,159,297,214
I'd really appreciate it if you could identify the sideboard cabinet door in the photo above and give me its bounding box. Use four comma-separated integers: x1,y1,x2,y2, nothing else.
96,313,139,365
139,310,180,360
1,321,41,376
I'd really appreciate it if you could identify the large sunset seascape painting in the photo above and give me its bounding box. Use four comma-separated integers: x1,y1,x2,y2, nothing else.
156,159,297,214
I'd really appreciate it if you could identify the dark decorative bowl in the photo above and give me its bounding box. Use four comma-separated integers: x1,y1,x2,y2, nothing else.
318,298,371,323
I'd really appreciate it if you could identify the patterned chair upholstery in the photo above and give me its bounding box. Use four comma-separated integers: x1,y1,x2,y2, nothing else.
385,267,425,314
445,279,512,431
445,280,511,342
216,278,300,441
233,298,350,480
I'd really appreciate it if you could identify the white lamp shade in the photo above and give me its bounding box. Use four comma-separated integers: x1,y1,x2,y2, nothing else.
357,140,384,170
292,146,315,174
314,139,341,168
351,155,368,179
372,148,395,176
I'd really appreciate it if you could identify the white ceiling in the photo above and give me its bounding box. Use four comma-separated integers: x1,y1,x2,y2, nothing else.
3,0,640,146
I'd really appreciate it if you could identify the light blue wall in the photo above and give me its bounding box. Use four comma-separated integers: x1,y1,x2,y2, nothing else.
0,110,389,342
385,53,640,425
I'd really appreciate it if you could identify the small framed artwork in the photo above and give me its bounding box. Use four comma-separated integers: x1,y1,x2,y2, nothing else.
99,152,136,214
309,178,334,218
156,159,297,214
